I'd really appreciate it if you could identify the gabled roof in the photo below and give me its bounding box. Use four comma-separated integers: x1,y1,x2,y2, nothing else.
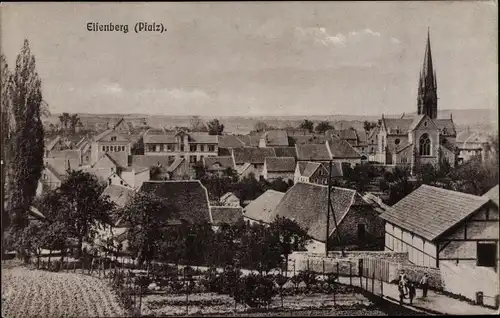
139,181,211,223
129,155,173,169
243,190,285,223
233,147,276,164
45,163,66,181
45,149,81,161
482,185,499,207
236,135,261,147
218,147,232,156
220,192,240,206
434,119,456,136
380,184,490,242
327,138,361,158
236,163,253,175
368,127,379,139
274,147,298,159
143,132,176,143
456,130,487,144
329,128,357,140
273,183,357,242
46,136,62,151
107,152,129,168
167,158,185,172
263,130,289,146
382,118,413,135
188,132,218,144
291,135,329,145
102,184,135,209
317,161,344,178
296,161,322,178
408,114,439,132
203,156,235,171
296,144,331,161
210,206,243,225
265,157,296,172
219,135,246,148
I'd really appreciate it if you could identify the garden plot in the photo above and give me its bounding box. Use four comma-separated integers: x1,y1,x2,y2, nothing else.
141,290,373,316
1,267,125,318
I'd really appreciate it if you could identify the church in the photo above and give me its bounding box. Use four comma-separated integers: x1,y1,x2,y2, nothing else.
375,30,457,171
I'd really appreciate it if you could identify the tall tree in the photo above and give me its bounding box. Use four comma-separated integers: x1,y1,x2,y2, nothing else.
123,191,177,266
1,54,13,251
58,170,114,256
69,113,81,132
254,122,269,133
207,118,225,135
190,116,207,132
299,120,314,133
58,112,70,130
363,120,378,133
5,40,45,229
131,136,145,155
315,121,334,134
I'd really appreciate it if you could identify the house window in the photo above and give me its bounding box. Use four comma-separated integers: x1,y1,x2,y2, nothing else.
419,133,431,156
111,137,117,141
190,145,197,152
180,145,185,152
477,242,497,268
122,146,125,151
190,155,197,163
357,224,366,241
102,146,105,151
120,180,123,185
208,145,215,152
395,139,400,145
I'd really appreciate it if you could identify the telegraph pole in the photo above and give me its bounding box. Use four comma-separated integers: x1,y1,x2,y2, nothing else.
326,161,332,256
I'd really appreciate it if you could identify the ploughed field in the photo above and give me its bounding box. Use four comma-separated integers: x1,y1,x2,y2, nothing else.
1,266,125,318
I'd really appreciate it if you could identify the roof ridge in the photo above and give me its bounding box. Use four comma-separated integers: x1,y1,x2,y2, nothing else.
419,184,487,201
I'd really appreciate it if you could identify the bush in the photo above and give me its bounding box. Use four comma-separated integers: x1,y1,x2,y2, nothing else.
235,274,277,308
297,270,317,290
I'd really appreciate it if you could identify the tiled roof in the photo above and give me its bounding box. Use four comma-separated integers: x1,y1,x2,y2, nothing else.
45,163,66,181
129,155,173,169
274,147,298,158
296,144,331,161
483,185,499,207
368,127,379,140
102,184,135,209
237,135,261,147
318,161,344,178
297,161,322,178
218,147,232,156
382,118,413,135
265,157,296,172
83,168,115,183
236,163,252,175
220,192,240,206
139,181,211,223
94,129,114,142
143,132,176,143
203,156,235,171
263,130,289,146
233,147,276,164
332,128,358,140
210,206,243,225
219,135,246,148
46,136,61,151
434,119,456,136
327,138,361,158
456,130,487,143
291,135,329,145
273,183,357,242
107,152,129,168
395,142,413,154
167,158,185,172
188,132,218,144
45,149,81,161
243,190,285,223
356,130,368,144
407,115,427,132
380,184,490,241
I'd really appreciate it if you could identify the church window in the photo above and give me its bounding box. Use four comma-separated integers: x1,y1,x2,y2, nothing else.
424,121,428,127
395,139,400,145
419,133,431,156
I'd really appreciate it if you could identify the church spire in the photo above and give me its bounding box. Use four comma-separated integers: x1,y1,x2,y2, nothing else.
417,28,438,119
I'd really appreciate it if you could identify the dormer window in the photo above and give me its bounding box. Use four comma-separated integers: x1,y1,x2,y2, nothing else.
111,136,117,142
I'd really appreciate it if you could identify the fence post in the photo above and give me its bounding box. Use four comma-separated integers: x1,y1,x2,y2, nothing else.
336,262,339,277
366,275,368,291
372,271,375,293
380,276,383,296
322,260,325,281
307,258,310,271
349,262,352,286
293,260,296,277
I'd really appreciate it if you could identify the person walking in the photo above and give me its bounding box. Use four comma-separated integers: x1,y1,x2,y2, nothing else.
408,281,416,305
419,273,429,298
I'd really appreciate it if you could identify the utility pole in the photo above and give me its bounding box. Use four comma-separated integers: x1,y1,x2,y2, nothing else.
326,161,332,256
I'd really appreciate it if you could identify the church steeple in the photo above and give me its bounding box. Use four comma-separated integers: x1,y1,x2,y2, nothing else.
417,28,438,119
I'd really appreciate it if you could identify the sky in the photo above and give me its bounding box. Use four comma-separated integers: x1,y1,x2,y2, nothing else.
1,1,497,116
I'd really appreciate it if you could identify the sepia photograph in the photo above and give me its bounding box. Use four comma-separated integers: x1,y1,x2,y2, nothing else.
1,1,498,317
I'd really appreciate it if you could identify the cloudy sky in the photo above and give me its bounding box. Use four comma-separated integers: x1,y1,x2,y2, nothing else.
1,2,497,116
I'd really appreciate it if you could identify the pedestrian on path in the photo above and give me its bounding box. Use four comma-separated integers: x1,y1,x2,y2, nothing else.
408,281,416,305
419,273,429,298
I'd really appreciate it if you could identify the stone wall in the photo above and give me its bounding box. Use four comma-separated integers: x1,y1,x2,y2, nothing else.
392,263,445,290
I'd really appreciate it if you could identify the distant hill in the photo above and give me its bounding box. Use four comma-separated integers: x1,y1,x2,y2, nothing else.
44,108,497,135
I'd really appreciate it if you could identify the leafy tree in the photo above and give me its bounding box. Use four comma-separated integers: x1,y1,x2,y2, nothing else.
58,112,70,130
269,216,310,276
235,274,277,308
123,191,177,266
315,121,334,134
58,170,114,257
190,116,207,132
193,161,207,179
239,223,282,274
207,118,225,135
297,269,318,290
299,119,314,133
131,136,145,155
5,39,45,229
69,114,81,132
149,165,163,180
254,122,269,133
1,54,12,252
379,166,415,205
233,173,266,204
363,120,378,133
342,163,379,193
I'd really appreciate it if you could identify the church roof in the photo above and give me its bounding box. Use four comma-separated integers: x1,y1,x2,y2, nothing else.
382,118,413,135
434,119,456,136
